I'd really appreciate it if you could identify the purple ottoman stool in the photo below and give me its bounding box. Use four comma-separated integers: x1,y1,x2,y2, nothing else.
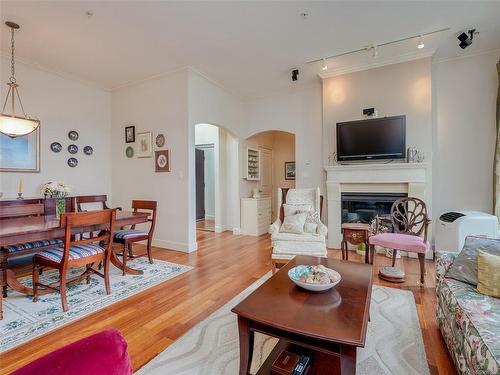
11,328,133,375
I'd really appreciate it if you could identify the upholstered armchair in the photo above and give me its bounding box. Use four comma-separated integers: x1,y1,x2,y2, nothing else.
269,187,327,271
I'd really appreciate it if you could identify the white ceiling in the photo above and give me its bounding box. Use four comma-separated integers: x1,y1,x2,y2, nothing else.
1,1,499,98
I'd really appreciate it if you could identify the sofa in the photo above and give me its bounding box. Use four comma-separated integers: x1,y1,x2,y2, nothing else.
436,251,500,374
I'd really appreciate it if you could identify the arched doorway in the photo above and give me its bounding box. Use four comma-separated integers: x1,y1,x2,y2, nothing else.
241,130,295,225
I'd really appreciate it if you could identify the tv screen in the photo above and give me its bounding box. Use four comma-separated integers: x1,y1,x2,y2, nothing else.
336,115,406,162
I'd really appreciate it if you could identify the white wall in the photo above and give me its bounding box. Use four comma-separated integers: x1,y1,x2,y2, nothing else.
111,69,191,251
433,50,500,217
0,58,112,198
243,84,323,192
188,69,243,240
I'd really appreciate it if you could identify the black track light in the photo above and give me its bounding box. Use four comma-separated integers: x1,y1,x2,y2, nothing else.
457,29,476,49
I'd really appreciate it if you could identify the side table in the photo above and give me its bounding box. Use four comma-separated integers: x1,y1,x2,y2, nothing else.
341,223,370,264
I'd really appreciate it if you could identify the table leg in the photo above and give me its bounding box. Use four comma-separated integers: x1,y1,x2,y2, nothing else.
110,250,143,275
340,344,356,375
237,316,254,375
5,269,51,296
364,239,369,264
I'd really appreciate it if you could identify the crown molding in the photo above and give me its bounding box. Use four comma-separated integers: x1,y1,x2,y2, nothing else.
187,66,242,100
432,47,500,64
0,52,110,92
318,49,435,80
110,66,190,91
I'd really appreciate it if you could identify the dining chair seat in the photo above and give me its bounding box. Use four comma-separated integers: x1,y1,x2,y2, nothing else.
369,232,430,254
113,229,148,242
35,243,105,263
5,239,63,253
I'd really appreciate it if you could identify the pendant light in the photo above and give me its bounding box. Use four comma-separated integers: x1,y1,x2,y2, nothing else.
0,22,40,138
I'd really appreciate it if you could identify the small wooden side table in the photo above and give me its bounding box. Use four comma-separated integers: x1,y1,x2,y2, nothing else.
341,223,370,264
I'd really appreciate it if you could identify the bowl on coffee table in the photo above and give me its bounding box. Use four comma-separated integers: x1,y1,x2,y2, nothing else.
288,264,341,292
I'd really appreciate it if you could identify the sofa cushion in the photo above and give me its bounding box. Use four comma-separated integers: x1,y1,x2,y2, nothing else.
446,236,500,286
280,213,307,234
5,239,63,253
477,250,500,298
437,277,500,374
272,232,325,243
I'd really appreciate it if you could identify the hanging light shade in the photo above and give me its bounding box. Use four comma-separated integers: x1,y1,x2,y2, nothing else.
0,21,40,138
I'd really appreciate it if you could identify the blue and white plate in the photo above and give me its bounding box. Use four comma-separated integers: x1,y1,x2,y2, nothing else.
50,142,62,153
288,265,341,292
83,146,93,155
68,130,79,141
67,158,78,167
67,144,78,154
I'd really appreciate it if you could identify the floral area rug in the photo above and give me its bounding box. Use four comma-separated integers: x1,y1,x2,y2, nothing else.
1,258,192,352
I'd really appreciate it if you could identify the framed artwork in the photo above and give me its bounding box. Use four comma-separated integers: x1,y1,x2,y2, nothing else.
155,150,170,172
137,132,153,158
0,127,40,172
285,161,296,180
125,125,135,143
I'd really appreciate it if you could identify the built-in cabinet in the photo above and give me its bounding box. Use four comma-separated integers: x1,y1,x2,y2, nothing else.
245,147,260,180
240,197,271,236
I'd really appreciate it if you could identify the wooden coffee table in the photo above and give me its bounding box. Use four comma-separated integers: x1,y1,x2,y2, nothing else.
232,256,373,375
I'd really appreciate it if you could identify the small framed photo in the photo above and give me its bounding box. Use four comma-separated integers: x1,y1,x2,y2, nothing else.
155,150,170,172
125,125,135,143
137,132,153,158
285,161,296,180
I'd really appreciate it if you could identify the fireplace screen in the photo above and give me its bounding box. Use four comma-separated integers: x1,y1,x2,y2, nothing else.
341,192,407,225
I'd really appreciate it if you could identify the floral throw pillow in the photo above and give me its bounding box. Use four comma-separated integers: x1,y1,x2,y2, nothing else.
300,210,320,233
445,236,500,286
280,212,308,234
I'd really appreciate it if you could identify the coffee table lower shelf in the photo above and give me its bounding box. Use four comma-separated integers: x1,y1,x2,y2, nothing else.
256,340,341,375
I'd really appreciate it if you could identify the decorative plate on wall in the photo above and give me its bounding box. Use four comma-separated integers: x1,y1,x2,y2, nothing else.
125,146,134,158
155,134,165,148
83,146,93,155
50,142,62,153
67,158,78,167
68,144,78,154
68,130,79,141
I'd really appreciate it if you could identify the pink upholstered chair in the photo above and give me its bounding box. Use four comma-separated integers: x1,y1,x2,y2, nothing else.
368,197,431,284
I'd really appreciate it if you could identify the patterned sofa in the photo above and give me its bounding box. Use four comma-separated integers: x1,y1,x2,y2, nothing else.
436,251,500,374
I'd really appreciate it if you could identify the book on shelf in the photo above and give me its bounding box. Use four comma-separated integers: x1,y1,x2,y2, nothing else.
271,351,311,375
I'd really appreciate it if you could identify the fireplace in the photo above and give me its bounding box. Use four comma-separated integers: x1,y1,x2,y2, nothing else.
341,192,407,224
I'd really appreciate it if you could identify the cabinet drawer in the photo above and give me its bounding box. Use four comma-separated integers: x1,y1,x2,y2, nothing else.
257,199,271,209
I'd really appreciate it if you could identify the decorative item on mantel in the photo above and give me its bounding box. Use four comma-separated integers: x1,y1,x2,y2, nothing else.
41,182,71,219
407,147,425,163
17,177,23,199
328,152,337,166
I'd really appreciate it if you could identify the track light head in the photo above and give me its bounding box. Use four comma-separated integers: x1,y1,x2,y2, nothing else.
321,59,328,71
291,69,299,82
417,36,425,49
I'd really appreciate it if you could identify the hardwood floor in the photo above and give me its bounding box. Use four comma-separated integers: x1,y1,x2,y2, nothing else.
196,218,215,232
0,232,456,375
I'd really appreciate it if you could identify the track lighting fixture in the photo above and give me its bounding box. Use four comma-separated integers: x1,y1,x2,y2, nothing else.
417,35,425,49
291,69,299,82
321,59,328,71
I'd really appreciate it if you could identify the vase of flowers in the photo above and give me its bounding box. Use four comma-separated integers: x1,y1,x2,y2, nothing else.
41,182,71,219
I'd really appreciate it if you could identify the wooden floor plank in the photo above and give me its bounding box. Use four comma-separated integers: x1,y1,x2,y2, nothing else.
0,232,456,374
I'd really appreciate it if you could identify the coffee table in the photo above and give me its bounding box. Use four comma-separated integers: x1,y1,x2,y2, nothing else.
232,256,373,375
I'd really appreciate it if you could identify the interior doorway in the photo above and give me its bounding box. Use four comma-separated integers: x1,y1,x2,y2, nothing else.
194,123,239,235
243,131,295,221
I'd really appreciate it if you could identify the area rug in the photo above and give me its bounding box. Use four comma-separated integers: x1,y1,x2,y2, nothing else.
138,273,430,375
0,258,192,353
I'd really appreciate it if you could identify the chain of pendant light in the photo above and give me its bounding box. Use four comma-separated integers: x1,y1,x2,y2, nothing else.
10,26,16,82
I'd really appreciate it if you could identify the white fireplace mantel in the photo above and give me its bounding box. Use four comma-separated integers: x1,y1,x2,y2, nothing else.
324,162,430,249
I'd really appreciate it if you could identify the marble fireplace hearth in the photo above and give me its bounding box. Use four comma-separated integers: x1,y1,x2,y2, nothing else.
324,162,431,257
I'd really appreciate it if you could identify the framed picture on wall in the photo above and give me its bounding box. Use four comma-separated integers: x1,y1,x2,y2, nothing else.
155,150,170,172
0,127,40,172
125,125,135,143
137,132,153,158
285,161,295,180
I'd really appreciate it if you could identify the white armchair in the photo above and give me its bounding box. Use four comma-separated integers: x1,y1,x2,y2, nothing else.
269,187,327,271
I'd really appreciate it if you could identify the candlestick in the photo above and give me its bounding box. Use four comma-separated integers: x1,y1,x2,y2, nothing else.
17,192,23,200
18,177,23,194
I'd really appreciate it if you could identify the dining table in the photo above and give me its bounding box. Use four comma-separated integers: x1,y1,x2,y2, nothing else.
0,210,150,298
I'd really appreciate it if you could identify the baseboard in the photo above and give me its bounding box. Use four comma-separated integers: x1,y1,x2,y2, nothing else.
233,227,241,235
152,239,198,253
215,225,235,233
205,214,215,220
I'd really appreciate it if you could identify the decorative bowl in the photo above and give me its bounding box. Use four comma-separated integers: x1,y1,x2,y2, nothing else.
288,265,341,292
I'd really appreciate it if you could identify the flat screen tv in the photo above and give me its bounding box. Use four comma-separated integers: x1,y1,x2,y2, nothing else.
336,115,406,162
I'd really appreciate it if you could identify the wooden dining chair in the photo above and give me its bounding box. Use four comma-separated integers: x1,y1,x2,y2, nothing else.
113,200,157,275
1,201,64,299
74,195,122,212
32,209,116,312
